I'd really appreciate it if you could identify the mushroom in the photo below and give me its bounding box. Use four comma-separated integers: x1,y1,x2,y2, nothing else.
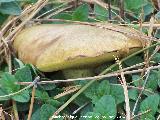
13,23,145,78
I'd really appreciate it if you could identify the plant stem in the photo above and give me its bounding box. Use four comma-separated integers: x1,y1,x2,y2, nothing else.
12,100,19,120
27,86,36,120
119,0,124,19
8,52,19,120
131,109,151,120
117,59,130,120
132,69,150,116
107,0,112,20
49,42,160,119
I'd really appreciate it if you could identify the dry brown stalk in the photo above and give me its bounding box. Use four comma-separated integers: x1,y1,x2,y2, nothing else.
116,58,131,120
131,109,151,120
45,5,73,19
0,106,5,120
27,86,36,120
132,69,151,116
54,85,81,99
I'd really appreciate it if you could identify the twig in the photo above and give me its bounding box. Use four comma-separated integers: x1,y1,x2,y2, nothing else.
2,110,13,119
45,5,73,19
148,16,154,37
54,85,81,99
157,114,160,120
119,0,124,20
7,45,19,120
81,0,125,21
27,86,36,120
0,106,5,120
158,0,160,10
107,0,111,20
115,62,145,73
149,46,160,62
131,109,151,120
27,77,40,120
144,16,155,66
140,16,154,87
120,23,160,28
111,84,153,94
82,0,108,8
72,102,90,115
49,40,160,119
12,101,19,120
132,69,151,116
117,58,130,120
36,1,71,18
16,64,160,85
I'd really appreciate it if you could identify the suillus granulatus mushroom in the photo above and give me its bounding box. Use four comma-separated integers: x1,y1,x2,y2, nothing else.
13,23,145,78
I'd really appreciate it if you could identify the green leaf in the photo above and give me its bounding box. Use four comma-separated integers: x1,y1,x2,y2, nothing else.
152,53,160,63
140,94,159,119
0,64,9,74
93,95,116,119
40,104,56,120
157,70,160,87
0,13,8,25
128,89,138,101
155,11,160,20
84,81,110,104
39,80,56,90
84,112,101,120
53,13,72,20
74,93,91,106
143,3,154,17
52,13,72,24
124,0,148,10
35,89,49,100
129,101,140,116
0,2,21,15
94,4,107,21
124,56,143,66
110,85,124,104
0,0,25,2
155,29,160,39
46,99,61,108
31,108,41,120
0,72,20,94
17,102,29,111
27,64,38,76
80,104,93,120
15,66,32,82
97,81,110,96
14,58,25,69
0,88,9,101
12,90,30,102
132,74,142,87
72,4,89,21
146,70,158,91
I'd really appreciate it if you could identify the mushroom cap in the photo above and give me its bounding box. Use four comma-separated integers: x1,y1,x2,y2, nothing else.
13,24,145,72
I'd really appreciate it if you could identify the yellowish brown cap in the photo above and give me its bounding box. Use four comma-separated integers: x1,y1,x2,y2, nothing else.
13,24,145,72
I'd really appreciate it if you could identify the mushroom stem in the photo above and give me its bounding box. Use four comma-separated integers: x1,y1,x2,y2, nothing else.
62,68,95,79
